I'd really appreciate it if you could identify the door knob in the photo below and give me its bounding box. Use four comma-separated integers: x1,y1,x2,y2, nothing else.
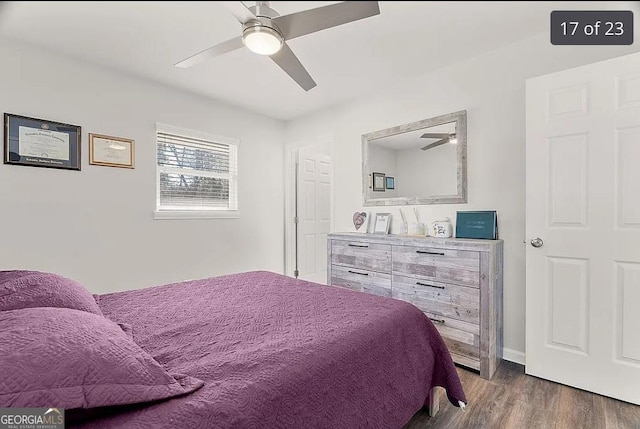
530,238,544,248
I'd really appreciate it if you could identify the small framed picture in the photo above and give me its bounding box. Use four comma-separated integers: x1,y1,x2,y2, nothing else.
373,213,392,234
89,133,135,169
352,211,369,233
385,176,395,190
372,172,386,191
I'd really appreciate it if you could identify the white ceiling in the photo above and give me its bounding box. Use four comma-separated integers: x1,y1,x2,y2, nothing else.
0,1,631,121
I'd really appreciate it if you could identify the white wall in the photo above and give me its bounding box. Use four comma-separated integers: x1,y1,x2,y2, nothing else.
0,39,285,293
396,144,457,197
285,33,640,361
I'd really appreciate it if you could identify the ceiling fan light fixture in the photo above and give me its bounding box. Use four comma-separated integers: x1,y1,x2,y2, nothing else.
449,134,458,144
242,25,283,56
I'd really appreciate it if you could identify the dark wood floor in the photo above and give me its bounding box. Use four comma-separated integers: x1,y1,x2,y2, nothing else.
404,361,640,429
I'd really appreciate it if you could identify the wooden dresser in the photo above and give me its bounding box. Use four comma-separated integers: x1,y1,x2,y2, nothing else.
327,232,503,379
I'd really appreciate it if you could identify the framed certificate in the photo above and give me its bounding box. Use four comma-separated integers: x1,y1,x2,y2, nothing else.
372,172,385,191
89,133,135,169
4,113,81,171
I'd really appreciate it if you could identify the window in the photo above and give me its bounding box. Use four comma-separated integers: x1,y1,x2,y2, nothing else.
156,124,238,217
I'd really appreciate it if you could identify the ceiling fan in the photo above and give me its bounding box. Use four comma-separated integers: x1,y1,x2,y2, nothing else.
420,133,457,151
174,1,380,91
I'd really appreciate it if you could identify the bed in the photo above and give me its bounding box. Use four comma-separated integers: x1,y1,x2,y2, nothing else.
0,270,466,428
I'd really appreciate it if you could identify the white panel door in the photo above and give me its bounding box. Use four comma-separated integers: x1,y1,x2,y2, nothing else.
297,147,331,284
526,52,640,404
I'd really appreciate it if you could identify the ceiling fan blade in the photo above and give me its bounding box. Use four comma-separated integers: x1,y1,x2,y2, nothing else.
174,36,244,68
221,1,257,24
273,1,380,41
270,42,316,91
420,138,449,151
420,133,451,139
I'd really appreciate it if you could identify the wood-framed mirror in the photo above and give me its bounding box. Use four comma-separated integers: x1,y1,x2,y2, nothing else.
362,110,467,206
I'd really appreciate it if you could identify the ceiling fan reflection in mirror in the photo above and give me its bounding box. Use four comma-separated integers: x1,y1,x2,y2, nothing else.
420,132,457,151
174,1,380,91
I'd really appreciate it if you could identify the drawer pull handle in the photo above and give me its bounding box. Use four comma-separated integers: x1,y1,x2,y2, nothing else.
416,250,445,256
348,270,369,276
429,318,446,324
416,282,445,289
348,243,369,248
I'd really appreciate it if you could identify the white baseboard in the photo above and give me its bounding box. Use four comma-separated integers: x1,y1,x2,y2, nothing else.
502,347,526,366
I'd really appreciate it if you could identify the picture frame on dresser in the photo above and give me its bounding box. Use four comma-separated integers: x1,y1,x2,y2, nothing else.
373,213,391,234
455,210,498,239
352,211,370,233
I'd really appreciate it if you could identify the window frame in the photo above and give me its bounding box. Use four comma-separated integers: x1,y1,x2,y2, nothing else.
154,123,239,220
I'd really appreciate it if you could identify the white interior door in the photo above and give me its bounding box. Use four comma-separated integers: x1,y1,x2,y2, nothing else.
297,147,331,284
526,52,640,404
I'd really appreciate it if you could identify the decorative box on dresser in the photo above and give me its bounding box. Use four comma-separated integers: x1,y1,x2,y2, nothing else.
327,232,503,380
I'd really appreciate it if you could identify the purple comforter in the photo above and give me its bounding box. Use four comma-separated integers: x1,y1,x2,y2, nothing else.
79,271,465,429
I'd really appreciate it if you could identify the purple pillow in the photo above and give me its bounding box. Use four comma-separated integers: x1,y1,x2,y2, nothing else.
0,307,203,409
0,270,40,285
0,270,102,315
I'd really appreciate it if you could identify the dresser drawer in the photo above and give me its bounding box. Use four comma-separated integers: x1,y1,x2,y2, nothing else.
424,312,480,368
331,265,391,297
331,240,392,272
392,274,479,324
392,245,480,288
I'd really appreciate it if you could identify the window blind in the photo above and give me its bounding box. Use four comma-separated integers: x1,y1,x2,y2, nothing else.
156,127,238,211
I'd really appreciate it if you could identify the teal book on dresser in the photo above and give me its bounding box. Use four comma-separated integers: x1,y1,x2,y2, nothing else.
455,211,498,239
